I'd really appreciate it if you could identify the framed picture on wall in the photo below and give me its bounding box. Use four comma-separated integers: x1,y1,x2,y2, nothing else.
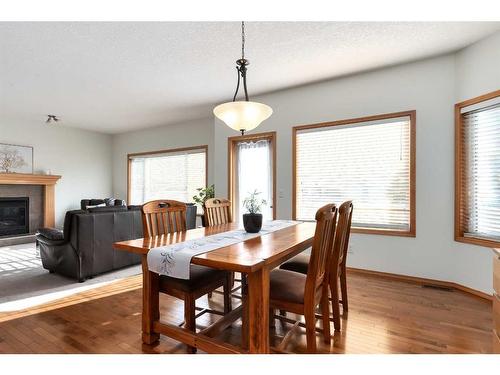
0,143,34,174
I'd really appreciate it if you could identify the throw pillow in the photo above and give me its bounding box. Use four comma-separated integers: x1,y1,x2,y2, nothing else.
104,198,116,206
86,203,106,209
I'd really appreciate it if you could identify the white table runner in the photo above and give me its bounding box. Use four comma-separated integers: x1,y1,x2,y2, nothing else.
147,220,299,279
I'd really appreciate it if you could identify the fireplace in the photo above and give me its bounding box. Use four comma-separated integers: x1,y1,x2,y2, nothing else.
0,197,29,237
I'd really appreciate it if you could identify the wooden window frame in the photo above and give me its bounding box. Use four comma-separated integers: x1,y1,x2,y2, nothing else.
127,145,209,204
228,131,277,220
292,110,416,237
455,90,500,248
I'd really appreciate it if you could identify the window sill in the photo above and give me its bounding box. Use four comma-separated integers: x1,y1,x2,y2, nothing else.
455,235,500,248
296,220,415,237
351,227,416,237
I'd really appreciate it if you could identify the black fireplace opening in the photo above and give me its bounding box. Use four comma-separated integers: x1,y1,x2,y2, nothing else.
0,197,29,237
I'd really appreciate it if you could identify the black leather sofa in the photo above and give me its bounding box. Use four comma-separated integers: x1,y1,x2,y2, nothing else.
36,201,197,282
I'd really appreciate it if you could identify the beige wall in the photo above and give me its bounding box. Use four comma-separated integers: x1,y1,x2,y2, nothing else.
0,118,113,227
111,117,214,202
455,31,500,102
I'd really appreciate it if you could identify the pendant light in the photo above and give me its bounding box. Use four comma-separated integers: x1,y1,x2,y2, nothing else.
214,22,272,135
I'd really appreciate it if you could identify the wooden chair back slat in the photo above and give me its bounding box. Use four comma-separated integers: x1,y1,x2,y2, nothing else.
215,207,221,225
218,207,224,225
340,201,354,270
204,198,232,227
175,210,185,232
167,209,173,233
150,214,157,236
157,213,163,235
217,207,222,224
207,208,213,225
304,204,337,304
331,201,354,273
160,212,167,234
222,207,228,224
142,200,187,237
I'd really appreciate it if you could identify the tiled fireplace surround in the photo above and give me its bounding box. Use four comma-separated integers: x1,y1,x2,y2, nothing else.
0,173,61,246
0,185,44,236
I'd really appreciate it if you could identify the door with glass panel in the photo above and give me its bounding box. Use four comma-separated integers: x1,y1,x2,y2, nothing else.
229,132,276,222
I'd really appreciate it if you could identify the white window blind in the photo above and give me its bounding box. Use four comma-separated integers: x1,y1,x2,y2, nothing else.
296,116,412,231
461,103,500,240
129,148,206,205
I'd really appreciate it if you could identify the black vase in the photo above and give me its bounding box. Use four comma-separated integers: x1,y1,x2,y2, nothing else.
243,213,263,233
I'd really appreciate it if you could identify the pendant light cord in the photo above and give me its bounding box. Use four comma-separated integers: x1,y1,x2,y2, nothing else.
241,21,245,60
232,21,249,102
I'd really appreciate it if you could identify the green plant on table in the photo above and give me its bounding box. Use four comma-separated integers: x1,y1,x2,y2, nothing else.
192,184,215,207
243,190,267,214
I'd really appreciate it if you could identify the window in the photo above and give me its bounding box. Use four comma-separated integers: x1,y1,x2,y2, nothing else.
228,132,276,221
294,111,416,236
455,90,500,247
128,146,207,205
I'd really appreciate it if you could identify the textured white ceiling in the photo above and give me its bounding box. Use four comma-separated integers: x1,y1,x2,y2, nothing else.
1,22,499,134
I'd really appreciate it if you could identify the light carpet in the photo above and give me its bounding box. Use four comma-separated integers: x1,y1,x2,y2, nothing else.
0,242,141,312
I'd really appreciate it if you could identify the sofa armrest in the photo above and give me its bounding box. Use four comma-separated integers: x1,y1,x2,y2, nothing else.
36,228,66,245
37,227,64,240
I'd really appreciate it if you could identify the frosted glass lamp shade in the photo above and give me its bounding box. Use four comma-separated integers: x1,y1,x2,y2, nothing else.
213,101,273,133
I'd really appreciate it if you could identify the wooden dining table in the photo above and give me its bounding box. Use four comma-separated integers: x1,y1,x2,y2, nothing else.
113,221,316,354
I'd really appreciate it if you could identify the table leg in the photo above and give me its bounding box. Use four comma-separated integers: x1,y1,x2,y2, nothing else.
247,267,270,353
241,294,249,350
141,255,160,344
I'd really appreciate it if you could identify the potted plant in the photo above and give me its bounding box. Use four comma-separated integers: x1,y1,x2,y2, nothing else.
192,184,215,227
242,190,267,233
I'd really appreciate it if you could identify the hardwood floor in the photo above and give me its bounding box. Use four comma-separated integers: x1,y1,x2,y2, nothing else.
0,271,493,354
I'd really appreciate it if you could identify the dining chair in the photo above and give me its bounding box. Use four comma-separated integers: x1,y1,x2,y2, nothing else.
204,198,232,226
279,201,353,330
203,198,238,298
269,204,337,353
142,199,233,353
337,201,353,312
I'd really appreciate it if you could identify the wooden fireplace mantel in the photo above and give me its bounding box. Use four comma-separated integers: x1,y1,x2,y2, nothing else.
0,173,61,186
0,173,61,227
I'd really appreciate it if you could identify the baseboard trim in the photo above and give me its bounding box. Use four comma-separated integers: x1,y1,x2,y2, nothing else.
0,234,36,247
347,267,493,301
